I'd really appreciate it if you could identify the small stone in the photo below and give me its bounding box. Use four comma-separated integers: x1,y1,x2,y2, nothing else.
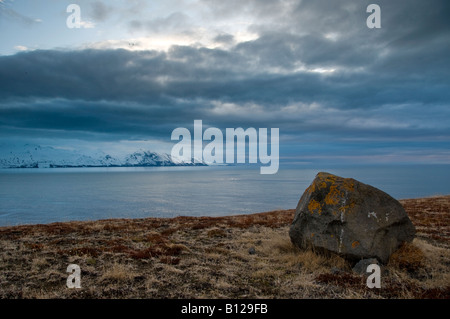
248,247,256,255
352,258,379,275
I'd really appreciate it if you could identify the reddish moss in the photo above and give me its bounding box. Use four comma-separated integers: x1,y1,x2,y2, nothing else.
146,233,167,244
315,272,364,288
58,246,102,257
24,243,45,251
160,256,181,265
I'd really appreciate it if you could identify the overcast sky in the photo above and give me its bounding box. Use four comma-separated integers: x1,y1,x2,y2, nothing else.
0,0,449,165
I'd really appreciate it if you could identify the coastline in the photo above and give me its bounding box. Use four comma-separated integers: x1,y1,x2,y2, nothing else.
0,195,448,299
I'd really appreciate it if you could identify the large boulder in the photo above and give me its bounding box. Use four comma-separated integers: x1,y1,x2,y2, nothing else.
289,172,416,263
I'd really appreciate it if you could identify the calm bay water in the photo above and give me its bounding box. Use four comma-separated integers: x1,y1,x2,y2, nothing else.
0,165,449,226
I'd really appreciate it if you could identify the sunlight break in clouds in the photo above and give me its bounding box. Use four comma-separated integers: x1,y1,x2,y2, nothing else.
0,0,449,166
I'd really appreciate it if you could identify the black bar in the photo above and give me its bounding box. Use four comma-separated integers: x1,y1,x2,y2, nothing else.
0,299,447,318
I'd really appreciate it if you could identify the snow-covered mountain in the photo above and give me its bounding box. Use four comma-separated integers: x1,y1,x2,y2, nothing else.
122,150,205,167
0,144,206,168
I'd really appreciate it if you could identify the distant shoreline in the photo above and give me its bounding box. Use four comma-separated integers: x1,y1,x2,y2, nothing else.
0,194,448,229
0,162,208,169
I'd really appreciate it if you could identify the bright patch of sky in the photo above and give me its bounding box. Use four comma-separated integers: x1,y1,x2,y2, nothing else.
0,0,449,166
0,0,258,55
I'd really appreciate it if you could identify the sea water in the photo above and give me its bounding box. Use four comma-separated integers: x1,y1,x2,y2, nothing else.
0,165,448,226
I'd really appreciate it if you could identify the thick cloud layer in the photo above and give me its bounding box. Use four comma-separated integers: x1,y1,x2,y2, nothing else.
1,0,449,164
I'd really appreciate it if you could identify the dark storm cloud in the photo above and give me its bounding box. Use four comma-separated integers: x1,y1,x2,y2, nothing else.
89,1,114,22
213,34,235,45
0,0,449,159
85,0,149,24
0,99,190,139
238,0,450,76
1,43,447,108
127,12,192,34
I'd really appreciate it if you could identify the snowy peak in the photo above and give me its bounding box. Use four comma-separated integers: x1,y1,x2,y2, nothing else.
124,150,173,167
0,145,206,168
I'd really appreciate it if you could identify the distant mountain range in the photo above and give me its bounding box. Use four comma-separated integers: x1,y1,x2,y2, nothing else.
0,144,206,168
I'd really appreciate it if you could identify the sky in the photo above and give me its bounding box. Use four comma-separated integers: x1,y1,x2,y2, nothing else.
0,0,449,166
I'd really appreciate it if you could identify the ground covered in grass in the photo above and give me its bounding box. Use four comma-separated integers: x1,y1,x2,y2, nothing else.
0,195,449,299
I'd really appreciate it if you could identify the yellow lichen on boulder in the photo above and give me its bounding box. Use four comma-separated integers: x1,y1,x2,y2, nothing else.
307,199,322,215
325,185,342,206
290,172,416,263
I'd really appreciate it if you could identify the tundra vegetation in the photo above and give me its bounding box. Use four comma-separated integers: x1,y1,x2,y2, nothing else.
0,195,448,299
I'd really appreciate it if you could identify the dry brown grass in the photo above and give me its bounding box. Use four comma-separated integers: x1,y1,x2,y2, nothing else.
400,195,450,248
100,263,138,282
0,196,449,299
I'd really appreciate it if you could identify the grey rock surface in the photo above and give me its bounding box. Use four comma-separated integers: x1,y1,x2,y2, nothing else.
289,172,416,263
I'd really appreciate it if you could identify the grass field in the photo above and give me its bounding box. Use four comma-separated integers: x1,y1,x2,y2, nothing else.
0,195,448,299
